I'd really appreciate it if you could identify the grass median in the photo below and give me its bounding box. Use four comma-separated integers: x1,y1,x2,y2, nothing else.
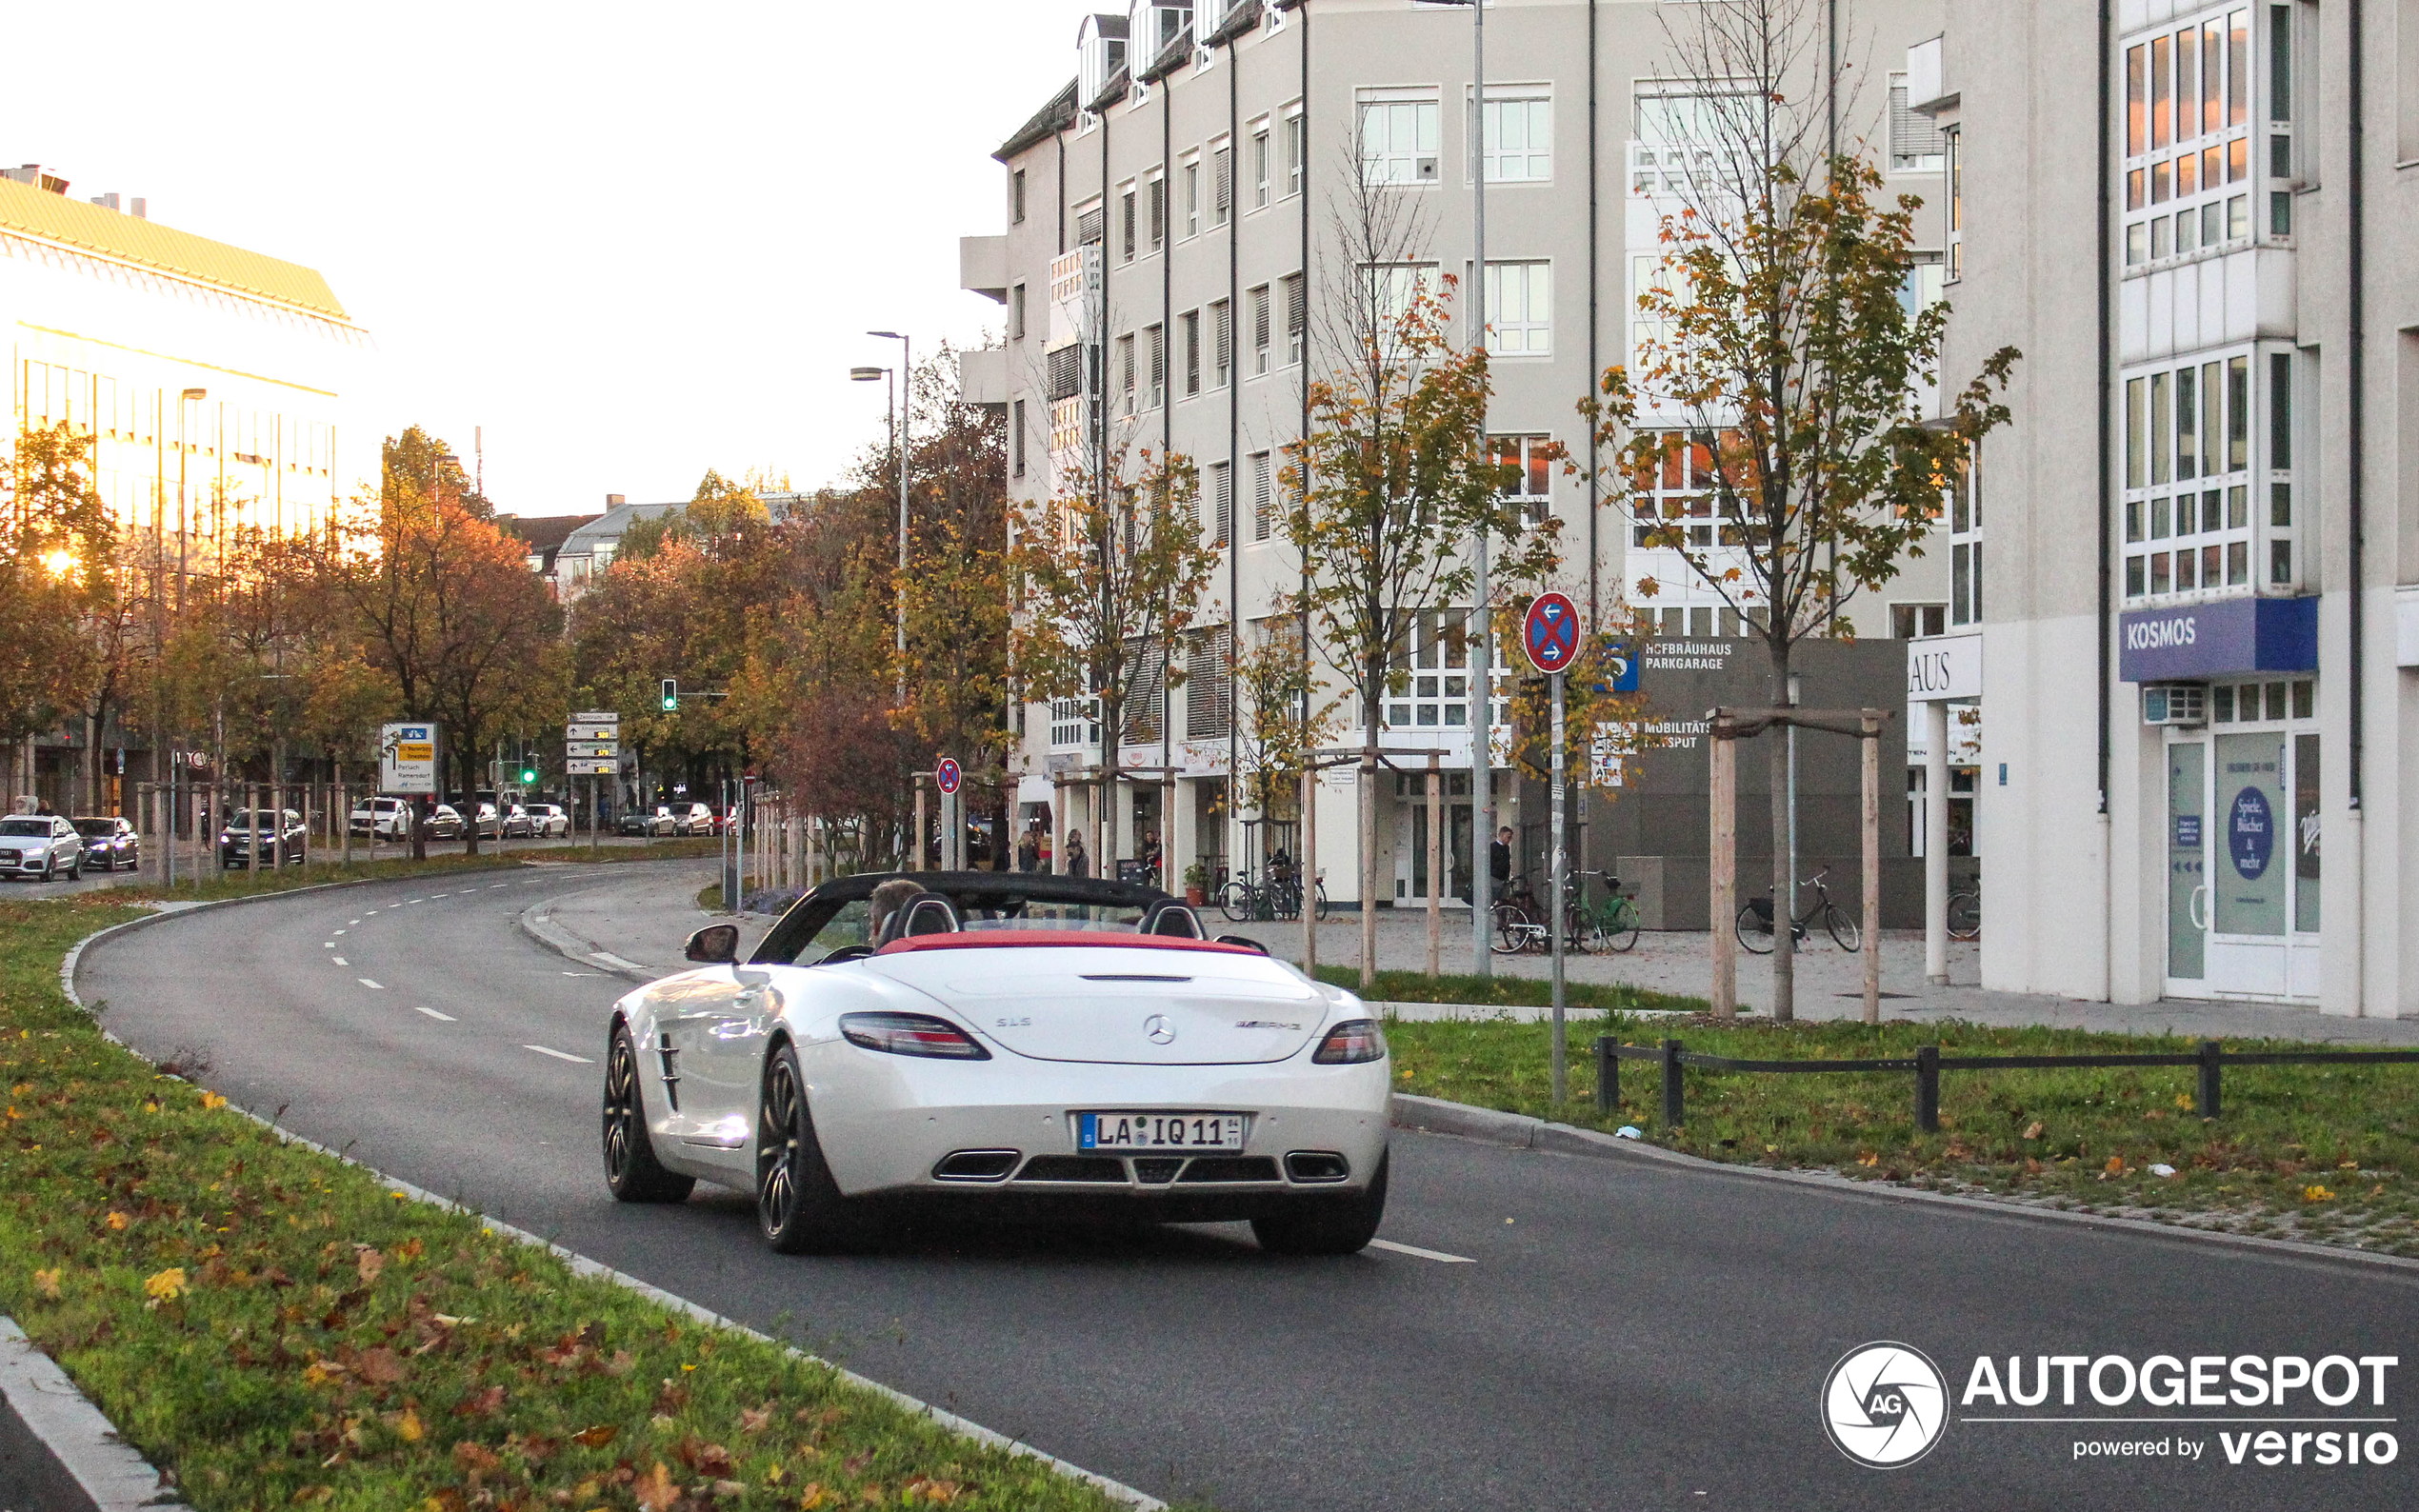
1309,965,1692,1015
1387,1012,2419,1258
2,889,1133,1509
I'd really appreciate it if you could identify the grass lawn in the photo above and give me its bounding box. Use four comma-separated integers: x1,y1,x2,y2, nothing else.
1,885,1131,1510
1387,1012,2419,1258
1310,965,1692,1015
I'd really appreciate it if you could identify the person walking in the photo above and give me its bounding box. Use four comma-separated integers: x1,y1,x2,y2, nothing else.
1016,826,1039,873
1063,828,1089,879
1490,826,1514,893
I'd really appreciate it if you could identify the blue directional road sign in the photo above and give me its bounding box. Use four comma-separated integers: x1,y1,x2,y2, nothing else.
1522,592,1583,675
935,757,962,796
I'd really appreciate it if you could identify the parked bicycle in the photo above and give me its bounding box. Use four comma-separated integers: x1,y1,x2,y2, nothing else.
1217,863,1330,923
1571,870,1642,953
1736,867,1862,954
1490,870,1641,955
1947,885,1982,942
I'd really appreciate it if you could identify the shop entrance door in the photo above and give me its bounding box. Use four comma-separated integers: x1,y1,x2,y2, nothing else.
1403,801,1474,905
2164,686,2319,1002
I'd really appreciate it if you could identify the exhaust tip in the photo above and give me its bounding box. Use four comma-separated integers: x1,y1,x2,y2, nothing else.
931,1149,1019,1182
1284,1150,1351,1184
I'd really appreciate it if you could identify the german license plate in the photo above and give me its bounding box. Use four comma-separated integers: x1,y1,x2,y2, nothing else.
1076,1111,1246,1152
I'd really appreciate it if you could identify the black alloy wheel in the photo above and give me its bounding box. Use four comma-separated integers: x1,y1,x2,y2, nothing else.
602,1024,694,1203
1251,1149,1389,1256
754,1043,875,1254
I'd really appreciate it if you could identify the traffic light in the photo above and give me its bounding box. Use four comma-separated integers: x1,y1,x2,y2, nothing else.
519,760,537,785
660,678,678,711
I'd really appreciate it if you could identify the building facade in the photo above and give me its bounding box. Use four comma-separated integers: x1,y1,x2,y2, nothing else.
1921,0,2418,1016
962,0,1949,915
2,166,372,813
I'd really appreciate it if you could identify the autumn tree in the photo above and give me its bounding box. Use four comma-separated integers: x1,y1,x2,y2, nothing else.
1,422,115,800
1581,0,2017,1019
1229,623,1342,874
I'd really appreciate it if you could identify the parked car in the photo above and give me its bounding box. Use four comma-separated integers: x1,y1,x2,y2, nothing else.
670,802,716,837
218,808,308,869
501,804,536,839
422,804,466,840
350,796,415,841
527,803,571,838
470,802,502,839
71,816,140,872
619,806,678,837
0,815,84,881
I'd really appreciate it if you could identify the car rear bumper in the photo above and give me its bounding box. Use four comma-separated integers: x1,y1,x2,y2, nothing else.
795,1043,1391,1203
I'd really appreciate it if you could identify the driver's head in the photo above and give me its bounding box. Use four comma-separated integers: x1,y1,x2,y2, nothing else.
869,877,923,942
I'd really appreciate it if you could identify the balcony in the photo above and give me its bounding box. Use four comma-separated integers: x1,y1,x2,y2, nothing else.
959,234,1008,304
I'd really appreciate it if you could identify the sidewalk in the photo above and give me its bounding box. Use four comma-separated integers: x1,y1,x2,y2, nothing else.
528,868,2419,1046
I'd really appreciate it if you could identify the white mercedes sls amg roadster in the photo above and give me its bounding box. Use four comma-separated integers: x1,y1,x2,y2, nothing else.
602,871,1391,1255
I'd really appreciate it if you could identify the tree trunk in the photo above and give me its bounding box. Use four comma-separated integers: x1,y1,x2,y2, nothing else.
1359,738,1378,990
1768,641,1794,1022
463,748,481,857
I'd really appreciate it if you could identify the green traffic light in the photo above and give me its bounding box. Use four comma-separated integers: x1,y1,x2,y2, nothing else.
520,768,537,784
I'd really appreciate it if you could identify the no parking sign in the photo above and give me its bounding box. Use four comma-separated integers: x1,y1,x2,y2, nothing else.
1522,592,1582,675
935,757,962,796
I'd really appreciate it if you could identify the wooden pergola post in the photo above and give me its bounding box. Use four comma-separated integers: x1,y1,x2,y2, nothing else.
1426,753,1442,981
1709,712,1738,1019
1861,707,1883,1025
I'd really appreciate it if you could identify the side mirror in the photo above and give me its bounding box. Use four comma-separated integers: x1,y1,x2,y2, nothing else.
1215,935,1270,955
685,924,740,964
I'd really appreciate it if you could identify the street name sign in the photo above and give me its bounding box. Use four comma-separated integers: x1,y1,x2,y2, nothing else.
565,758,617,776
571,710,621,724
566,723,621,742
567,740,620,759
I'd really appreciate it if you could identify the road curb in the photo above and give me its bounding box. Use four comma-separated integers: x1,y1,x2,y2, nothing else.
59,901,1168,1511
516,895,658,984
0,1317,180,1510
1388,1093,2419,1278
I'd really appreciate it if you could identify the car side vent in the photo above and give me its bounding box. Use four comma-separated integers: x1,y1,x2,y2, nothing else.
1015,1155,1128,1183
1176,1156,1282,1184
931,1149,1019,1182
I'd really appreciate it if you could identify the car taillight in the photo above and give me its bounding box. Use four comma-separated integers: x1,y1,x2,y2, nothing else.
1311,1019,1387,1064
838,1012,990,1060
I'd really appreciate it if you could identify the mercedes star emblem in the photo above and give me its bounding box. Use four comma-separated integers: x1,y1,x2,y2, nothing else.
1143,1014,1177,1045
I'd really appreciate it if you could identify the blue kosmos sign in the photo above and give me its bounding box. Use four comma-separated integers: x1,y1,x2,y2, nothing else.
2229,787,2274,878
2118,597,2317,682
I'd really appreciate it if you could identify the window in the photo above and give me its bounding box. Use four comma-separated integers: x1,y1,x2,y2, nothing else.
1120,184,1137,262
1208,460,1232,547
1891,603,1949,639
1011,169,1027,223
2120,347,2266,600
1118,333,1137,415
1282,273,1306,365
1888,73,1947,171
1251,122,1271,208
1012,399,1028,477
1358,89,1441,185
1629,430,1742,548
1148,173,1165,252
1945,126,1963,279
1010,283,1027,341
1212,139,1233,224
1385,610,1474,729
1186,626,1232,740
1181,309,1201,396
1249,284,1272,375
2120,9,2257,271
1076,199,1104,246
1285,109,1306,196
1483,261,1550,354
1948,452,1983,627
1489,434,1554,525
1182,156,1200,238
1365,262,1440,328
1249,450,1273,541
1210,299,1231,387
1473,88,1551,182
1145,324,1165,409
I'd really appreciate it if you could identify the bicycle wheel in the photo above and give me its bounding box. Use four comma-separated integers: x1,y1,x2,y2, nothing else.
1736,903,1776,955
1603,898,1640,953
1826,905,1862,953
1311,881,1330,921
1947,891,1982,942
1492,903,1533,955
1275,882,1302,922
1218,880,1256,924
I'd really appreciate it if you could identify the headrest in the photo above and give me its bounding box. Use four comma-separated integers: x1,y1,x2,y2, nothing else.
1139,900,1205,938
879,891,961,945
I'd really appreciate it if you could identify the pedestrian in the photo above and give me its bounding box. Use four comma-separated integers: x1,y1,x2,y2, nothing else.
1490,826,1514,891
1141,829,1163,886
1064,828,1089,879
1039,827,1054,873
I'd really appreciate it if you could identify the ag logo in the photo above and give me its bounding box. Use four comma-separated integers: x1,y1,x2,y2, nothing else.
1822,1342,1949,1468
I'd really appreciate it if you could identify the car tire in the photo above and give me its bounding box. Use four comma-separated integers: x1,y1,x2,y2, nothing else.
66,853,81,881
754,1042,878,1254
1250,1149,1389,1257
602,1024,695,1204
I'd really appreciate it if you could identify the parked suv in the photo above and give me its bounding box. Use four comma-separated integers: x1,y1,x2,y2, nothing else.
71,816,139,872
670,802,716,836
0,815,84,880
218,809,308,869
350,796,414,841
618,805,676,837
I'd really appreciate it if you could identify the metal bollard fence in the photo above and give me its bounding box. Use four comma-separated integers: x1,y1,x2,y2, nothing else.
1661,1038,1685,1130
1594,1036,1618,1115
2198,1038,2222,1119
1914,1044,1941,1132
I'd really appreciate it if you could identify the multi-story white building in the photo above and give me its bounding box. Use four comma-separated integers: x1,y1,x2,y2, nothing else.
3,164,372,812
961,1,1948,913
1918,0,2418,1016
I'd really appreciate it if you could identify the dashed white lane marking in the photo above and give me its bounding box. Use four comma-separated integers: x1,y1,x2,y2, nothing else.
431,892,450,899
1368,1239,1476,1264
523,1044,591,1064
332,958,349,966
357,979,385,990
490,883,508,889
323,943,334,949
412,1005,456,1022
349,918,361,925
562,970,601,977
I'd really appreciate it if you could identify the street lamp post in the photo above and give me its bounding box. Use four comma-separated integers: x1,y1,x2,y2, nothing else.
868,331,910,703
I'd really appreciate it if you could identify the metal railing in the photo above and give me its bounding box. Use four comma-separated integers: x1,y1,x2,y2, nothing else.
1596,1036,2419,1132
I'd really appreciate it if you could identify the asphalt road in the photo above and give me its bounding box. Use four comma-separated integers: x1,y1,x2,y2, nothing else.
78,867,2419,1511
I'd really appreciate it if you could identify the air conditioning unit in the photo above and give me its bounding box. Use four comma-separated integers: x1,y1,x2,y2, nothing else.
1415,155,1440,181
2142,683,2208,726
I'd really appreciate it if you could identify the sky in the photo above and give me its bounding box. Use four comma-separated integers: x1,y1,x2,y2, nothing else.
4,1,1102,517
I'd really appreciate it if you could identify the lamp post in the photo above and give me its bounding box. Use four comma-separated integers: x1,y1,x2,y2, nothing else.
867,330,910,703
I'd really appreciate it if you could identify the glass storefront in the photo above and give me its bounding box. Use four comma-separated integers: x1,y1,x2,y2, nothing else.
2165,677,2318,1000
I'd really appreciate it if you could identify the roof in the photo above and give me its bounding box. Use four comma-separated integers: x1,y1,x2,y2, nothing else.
996,79,1081,162
0,175,350,320
557,500,685,558
1138,25,1194,84
495,512,600,556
